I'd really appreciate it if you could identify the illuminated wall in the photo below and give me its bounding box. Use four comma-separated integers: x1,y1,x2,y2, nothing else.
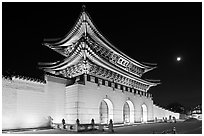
2,78,17,129
2,75,68,130
64,84,79,124
153,105,180,120
44,75,67,123
66,77,179,124
2,75,180,130
2,77,48,130
65,77,155,124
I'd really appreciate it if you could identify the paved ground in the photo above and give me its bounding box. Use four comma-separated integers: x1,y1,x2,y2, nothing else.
4,119,202,134
114,120,202,134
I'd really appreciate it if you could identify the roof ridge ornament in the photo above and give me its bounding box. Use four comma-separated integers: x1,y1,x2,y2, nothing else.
82,5,86,12
39,6,159,86
82,5,87,38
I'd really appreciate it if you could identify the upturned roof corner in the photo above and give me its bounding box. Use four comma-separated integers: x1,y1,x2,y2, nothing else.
39,6,159,92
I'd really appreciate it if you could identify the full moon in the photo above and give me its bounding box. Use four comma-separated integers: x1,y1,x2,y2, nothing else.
176,57,181,61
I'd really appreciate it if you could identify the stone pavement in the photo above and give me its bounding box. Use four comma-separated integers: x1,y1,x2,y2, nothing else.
3,119,201,134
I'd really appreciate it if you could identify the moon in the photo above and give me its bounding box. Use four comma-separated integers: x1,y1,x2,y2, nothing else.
176,57,181,62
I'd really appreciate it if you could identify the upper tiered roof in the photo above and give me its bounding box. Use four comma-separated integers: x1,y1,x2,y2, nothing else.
39,6,159,92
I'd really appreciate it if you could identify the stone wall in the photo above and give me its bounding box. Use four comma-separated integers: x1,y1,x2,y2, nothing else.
2,76,48,130
44,75,67,123
2,75,68,130
2,74,179,130
64,75,155,124
64,84,79,124
153,104,180,120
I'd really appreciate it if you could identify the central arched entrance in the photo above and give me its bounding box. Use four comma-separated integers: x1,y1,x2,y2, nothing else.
141,104,148,123
99,99,113,124
123,102,130,123
123,100,134,123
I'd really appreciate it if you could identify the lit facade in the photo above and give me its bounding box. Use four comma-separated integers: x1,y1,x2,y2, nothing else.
2,7,179,130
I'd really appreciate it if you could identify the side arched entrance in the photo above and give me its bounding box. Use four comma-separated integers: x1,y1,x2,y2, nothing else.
99,99,113,124
123,100,134,123
141,104,148,123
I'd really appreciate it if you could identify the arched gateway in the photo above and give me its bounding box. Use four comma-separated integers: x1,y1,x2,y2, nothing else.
99,99,113,124
1,6,183,130
38,6,159,126
141,104,148,123
123,100,134,123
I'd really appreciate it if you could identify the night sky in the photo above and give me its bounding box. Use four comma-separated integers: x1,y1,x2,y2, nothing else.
3,2,202,108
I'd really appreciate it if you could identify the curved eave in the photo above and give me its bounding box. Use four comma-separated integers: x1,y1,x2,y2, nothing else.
145,79,161,85
39,45,83,70
144,66,157,73
39,61,61,68
42,10,155,71
43,37,62,44
85,48,157,87
43,43,68,57
40,41,157,87
84,11,155,70
42,54,83,71
43,9,85,46
41,45,157,87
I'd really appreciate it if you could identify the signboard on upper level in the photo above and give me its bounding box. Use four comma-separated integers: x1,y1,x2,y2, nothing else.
117,56,129,68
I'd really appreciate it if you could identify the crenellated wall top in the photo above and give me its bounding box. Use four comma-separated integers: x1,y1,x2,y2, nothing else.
2,75,46,85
